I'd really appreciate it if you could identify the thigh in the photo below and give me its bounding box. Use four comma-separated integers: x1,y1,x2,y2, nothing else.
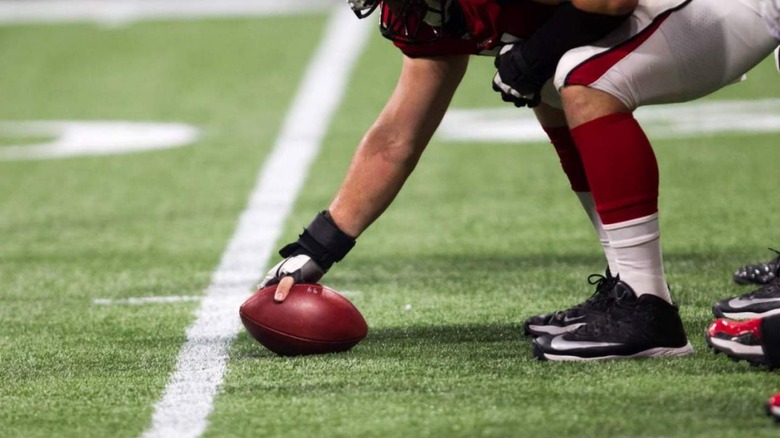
553,0,779,109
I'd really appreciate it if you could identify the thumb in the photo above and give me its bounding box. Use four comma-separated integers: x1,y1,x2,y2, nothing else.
274,276,295,302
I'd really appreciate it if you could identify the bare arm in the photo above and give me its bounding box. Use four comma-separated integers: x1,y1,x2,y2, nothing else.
328,54,469,237
267,54,468,301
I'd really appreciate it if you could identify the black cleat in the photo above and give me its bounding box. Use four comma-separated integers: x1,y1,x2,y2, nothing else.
733,248,780,285
523,269,619,337
532,281,693,361
712,278,780,320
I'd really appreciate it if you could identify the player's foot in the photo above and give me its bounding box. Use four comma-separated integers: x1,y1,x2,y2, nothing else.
523,269,619,337
531,281,693,361
712,278,780,320
733,248,780,285
767,393,780,423
705,317,767,366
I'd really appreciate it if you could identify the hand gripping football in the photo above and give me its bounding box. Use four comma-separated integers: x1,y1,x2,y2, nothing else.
240,283,368,356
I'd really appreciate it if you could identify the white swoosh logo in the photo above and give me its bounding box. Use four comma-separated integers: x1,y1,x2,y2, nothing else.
563,315,586,323
550,335,622,351
727,297,780,309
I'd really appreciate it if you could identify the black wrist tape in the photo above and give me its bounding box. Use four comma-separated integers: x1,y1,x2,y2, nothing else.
761,315,780,367
521,3,630,82
279,211,356,271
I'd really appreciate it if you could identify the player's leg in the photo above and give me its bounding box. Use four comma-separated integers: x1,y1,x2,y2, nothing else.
537,0,778,361
565,87,670,304
524,103,619,337
533,102,618,274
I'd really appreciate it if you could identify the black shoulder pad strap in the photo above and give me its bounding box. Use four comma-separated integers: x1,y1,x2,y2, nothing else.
521,3,631,82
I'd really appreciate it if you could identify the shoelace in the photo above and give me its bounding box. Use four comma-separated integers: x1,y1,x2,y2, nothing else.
585,273,619,306
552,273,618,319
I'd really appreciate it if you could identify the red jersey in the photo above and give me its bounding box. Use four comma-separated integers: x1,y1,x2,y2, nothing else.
386,0,555,57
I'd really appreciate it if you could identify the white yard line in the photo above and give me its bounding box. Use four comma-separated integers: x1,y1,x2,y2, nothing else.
0,0,335,26
140,7,371,438
94,296,202,306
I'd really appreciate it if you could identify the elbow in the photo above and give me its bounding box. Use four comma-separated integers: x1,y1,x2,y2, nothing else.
361,123,424,169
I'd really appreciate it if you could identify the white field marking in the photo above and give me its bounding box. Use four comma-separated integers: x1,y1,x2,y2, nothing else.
338,290,364,298
141,8,371,438
437,98,780,143
0,121,199,161
93,296,202,306
0,0,334,26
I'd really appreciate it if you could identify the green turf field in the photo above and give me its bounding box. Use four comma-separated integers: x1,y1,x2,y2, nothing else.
1,5,780,438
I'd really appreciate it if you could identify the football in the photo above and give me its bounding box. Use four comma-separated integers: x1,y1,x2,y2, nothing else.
239,283,368,356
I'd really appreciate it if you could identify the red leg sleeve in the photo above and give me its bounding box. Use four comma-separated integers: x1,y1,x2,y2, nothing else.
570,113,658,225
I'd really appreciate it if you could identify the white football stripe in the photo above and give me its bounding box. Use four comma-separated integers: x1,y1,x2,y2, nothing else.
338,290,364,298
0,0,335,26
437,99,780,143
140,7,371,438
93,296,202,306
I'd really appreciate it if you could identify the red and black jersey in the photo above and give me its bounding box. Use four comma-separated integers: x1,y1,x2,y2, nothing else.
385,0,555,57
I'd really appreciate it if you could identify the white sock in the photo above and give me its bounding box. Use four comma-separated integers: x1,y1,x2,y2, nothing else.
603,213,672,303
575,192,618,275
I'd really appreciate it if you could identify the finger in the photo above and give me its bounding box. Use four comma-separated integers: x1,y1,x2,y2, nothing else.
274,276,295,302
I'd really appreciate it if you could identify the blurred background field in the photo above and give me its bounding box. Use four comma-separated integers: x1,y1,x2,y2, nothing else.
1,1,779,437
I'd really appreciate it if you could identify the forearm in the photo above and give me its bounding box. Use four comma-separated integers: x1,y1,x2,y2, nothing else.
328,55,468,237
328,124,421,238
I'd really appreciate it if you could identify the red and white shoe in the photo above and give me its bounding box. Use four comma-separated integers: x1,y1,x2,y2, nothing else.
767,393,780,423
705,318,767,366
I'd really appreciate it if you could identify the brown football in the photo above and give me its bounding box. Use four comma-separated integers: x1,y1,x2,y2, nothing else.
239,283,368,356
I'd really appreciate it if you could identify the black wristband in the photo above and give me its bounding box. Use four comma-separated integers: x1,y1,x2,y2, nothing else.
279,211,356,271
761,315,780,367
521,3,631,82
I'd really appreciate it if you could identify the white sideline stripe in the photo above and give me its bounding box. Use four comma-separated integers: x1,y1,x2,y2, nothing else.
94,296,202,306
140,7,371,438
338,290,363,298
0,0,335,26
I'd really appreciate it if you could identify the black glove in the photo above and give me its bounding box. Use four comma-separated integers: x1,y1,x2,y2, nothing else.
492,42,544,108
492,2,632,109
259,211,355,288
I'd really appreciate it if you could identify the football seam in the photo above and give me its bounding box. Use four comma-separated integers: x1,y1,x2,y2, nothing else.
240,311,367,344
